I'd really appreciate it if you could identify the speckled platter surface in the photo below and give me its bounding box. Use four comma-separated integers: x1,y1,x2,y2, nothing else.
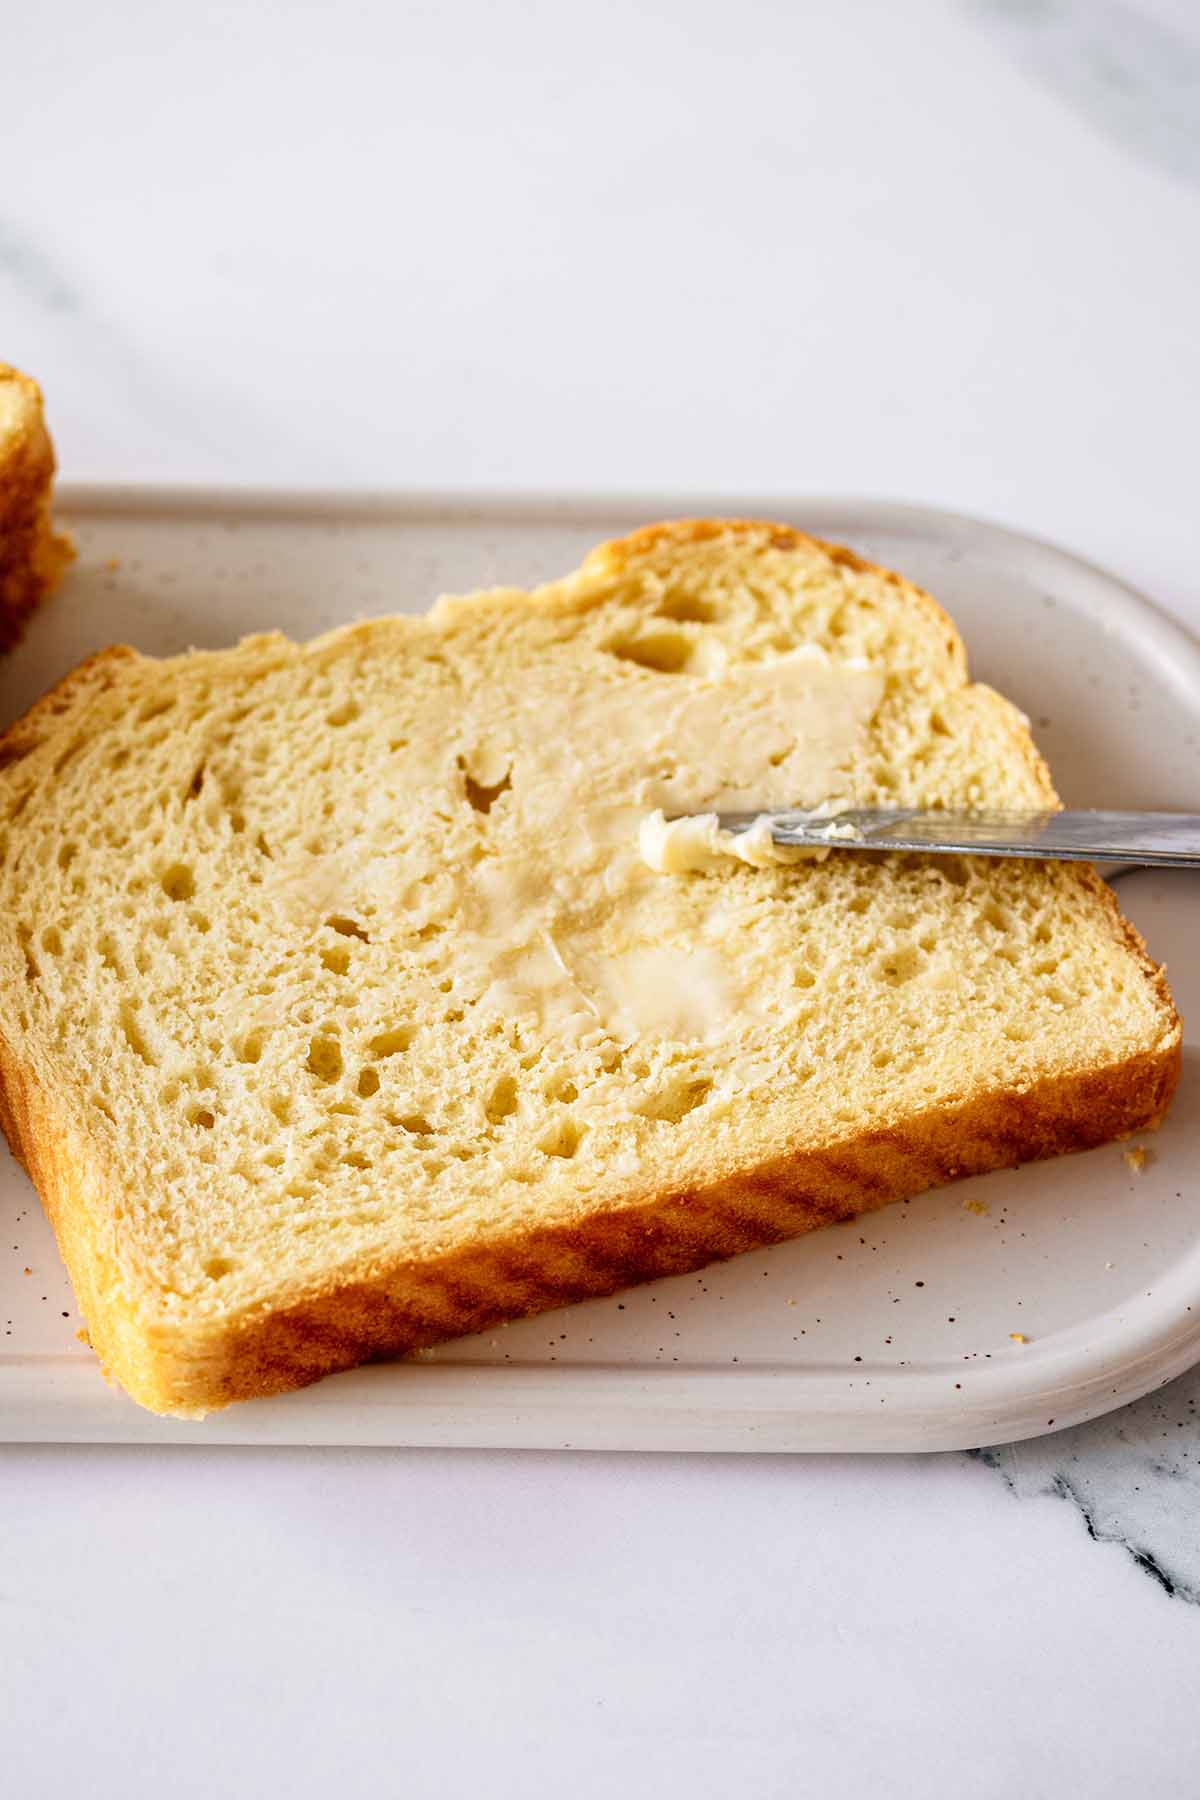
2,491,1197,1448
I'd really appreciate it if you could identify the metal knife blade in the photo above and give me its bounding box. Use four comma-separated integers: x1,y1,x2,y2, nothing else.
708,809,1200,868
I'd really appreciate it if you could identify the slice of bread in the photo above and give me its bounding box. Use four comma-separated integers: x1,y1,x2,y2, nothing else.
0,365,73,651
0,520,1180,1415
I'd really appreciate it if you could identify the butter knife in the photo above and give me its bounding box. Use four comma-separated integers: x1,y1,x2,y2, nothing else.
709,809,1200,868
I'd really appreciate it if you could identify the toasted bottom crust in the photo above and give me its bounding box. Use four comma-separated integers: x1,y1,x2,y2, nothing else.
0,1012,1179,1417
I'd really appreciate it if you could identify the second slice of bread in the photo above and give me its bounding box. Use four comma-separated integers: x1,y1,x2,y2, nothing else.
0,364,73,651
0,520,1180,1414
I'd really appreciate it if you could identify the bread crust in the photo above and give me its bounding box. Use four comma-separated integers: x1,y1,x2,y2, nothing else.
0,365,74,651
0,1005,1179,1415
0,519,1182,1416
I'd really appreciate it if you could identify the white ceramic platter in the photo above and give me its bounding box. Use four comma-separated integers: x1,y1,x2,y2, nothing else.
1,491,1197,1450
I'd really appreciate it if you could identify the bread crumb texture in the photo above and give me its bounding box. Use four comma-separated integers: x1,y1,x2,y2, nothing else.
0,364,74,651
0,520,1180,1414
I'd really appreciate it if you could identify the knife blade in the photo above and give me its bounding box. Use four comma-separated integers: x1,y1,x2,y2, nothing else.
706,809,1200,868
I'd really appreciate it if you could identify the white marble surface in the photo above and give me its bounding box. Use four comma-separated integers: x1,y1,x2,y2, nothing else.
2,1,1200,1793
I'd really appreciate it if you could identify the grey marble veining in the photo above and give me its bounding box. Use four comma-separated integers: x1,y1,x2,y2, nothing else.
967,0,1200,188
0,218,80,314
970,1363,1200,1602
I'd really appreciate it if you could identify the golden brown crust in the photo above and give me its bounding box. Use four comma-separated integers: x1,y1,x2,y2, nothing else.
0,1008,1178,1416
0,1029,128,1390
0,365,74,652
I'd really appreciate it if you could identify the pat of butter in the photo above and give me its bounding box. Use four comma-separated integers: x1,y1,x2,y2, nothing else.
579,944,749,1041
639,810,811,873
639,810,865,874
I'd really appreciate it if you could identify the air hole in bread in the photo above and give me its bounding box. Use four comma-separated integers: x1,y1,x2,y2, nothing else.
368,1027,413,1059
322,946,351,975
237,1032,264,1065
394,1112,433,1135
202,1255,235,1280
161,864,195,903
637,1077,712,1124
118,1002,156,1066
876,946,922,986
542,1072,578,1103
357,1067,380,1098
605,630,692,674
327,915,369,942
537,1116,583,1158
484,1073,519,1122
188,1106,215,1129
41,925,63,956
137,696,175,725
458,757,512,815
656,591,718,624
327,700,359,728
306,1035,343,1083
